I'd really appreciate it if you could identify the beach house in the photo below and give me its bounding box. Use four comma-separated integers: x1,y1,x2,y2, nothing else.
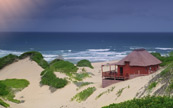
102,49,162,87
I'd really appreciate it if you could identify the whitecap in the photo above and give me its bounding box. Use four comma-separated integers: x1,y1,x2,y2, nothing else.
87,49,110,52
155,47,173,50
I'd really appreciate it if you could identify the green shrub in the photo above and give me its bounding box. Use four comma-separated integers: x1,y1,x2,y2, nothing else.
0,79,29,103
19,51,48,69
40,69,68,88
0,99,10,108
102,96,173,108
71,87,96,102
0,54,18,69
49,60,78,74
77,59,93,69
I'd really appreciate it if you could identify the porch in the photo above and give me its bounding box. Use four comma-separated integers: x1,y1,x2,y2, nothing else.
101,63,129,80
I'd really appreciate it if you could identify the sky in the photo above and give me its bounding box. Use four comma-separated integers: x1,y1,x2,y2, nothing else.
0,0,173,32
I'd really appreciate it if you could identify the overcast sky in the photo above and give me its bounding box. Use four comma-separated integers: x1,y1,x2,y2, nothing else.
0,0,173,32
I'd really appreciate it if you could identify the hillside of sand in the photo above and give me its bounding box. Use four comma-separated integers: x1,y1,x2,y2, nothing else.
0,58,164,108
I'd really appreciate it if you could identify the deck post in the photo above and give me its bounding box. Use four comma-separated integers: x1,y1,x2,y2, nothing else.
109,65,111,72
101,65,103,78
114,65,116,80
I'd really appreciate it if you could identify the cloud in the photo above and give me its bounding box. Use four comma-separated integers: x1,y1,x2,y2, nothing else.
0,0,173,32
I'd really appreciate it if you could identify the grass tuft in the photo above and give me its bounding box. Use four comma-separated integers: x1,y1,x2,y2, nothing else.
0,99,10,108
71,87,96,102
147,82,157,91
96,86,115,100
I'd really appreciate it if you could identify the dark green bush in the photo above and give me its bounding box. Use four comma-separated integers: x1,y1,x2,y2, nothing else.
40,69,68,88
0,54,18,69
49,60,78,74
0,99,10,108
19,51,48,69
103,96,173,108
77,59,93,69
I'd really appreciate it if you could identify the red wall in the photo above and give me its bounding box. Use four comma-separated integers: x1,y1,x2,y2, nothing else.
118,62,159,76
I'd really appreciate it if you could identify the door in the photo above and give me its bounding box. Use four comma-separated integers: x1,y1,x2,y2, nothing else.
120,67,123,76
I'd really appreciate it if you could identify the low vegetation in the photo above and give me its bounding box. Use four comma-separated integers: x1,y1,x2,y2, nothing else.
71,87,96,103
103,96,173,108
0,99,10,108
151,52,173,66
19,51,49,69
40,69,68,89
49,60,78,75
0,54,18,69
136,52,173,97
96,86,115,100
72,72,90,81
147,82,158,91
77,59,94,69
0,79,29,104
73,81,93,90
116,87,126,98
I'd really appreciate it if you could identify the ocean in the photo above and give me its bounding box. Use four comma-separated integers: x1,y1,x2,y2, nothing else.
0,32,173,63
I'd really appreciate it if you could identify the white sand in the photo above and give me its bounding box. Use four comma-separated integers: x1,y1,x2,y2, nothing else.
0,58,164,108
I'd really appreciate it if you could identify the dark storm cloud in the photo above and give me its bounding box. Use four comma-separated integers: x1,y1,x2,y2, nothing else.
21,0,173,20
1,0,173,32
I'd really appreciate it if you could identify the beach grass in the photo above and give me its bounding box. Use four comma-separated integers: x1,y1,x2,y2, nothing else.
96,86,115,100
0,79,29,104
77,59,94,69
40,69,68,89
71,87,96,102
0,54,18,69
116,87,125,97
103,96,173,108
19,51,49,69
0,99,10,108
73,81,93,90
151,52,173,66
72,72,90,81
49,60,78,74
147,82,157,91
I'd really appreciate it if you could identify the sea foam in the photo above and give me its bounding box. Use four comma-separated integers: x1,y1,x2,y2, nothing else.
155,47,173,50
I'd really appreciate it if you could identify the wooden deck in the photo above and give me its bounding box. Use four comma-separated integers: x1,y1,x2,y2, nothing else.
102,71,130,88
102,71,129,80
102,79,122,88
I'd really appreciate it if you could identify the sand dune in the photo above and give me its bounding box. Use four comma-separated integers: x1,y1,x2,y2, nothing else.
0,58,164,108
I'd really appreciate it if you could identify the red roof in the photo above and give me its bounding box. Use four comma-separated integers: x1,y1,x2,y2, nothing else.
117,49,162,66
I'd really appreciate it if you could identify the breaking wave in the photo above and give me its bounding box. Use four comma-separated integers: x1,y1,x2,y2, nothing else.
155,47,173,50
